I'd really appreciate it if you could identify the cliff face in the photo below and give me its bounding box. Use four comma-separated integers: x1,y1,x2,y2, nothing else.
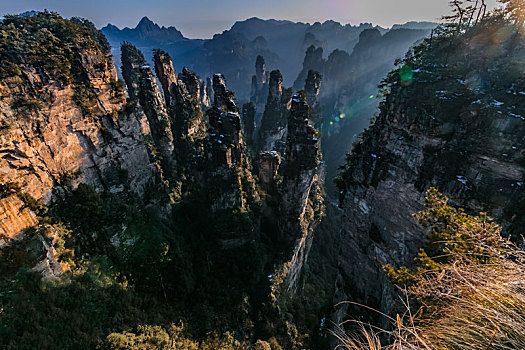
0,195,38,241
279,93,324,292
205,74,259,212
304,70,323,126
315,25,434,196
0,14,161,292
241,101,256,149
153,50,178,107
153,50,207,173
258,70,292,153
121,43,174,163
250,55,269,114
0,19,156,209
333,21,525,326
293,46,325,91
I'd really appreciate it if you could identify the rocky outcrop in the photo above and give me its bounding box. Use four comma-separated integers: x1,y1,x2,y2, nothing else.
171,68,207,143
241,102,256,149
206,74,259,211
293,46,324,91
153,49,178,107
255,55,267,86
279,93,323,292
0,16,161,286
211,74,235,109
251,55,269,113
304,70,322,108
200,77,212,108
151,49,209,200
0,195,38,239
0,43,155,206
121,44,174,161
304,70,322,126
258,151,281,186
31,233,66,279
258,70,292,153
153,50,207,153
332,23,525,329
207,74,243,167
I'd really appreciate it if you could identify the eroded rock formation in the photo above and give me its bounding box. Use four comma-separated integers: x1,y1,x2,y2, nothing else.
258,151,281,186
293,46,324,91
0,195,38,240
153,49,178,107
153,49,207,171
332,24,525,330
251,55,269,113
206,74,259,211
121,43,174,161
279,93,324,291
258,70,292,153
0,42,155,206
241,102,256,149
304,70,323,126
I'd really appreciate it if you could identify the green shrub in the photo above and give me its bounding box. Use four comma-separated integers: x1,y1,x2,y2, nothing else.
73,83,98,117
342,188,525,349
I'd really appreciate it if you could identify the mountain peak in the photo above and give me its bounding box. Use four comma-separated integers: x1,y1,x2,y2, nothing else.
136,16,157,30
102,15,185,45
138,16,153,25
102,23,119,31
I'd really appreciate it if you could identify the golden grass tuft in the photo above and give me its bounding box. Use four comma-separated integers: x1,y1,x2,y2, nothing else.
336,188,525,349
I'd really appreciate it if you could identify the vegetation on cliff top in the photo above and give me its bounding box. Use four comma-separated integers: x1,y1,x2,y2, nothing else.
0,12,115,117
0,11,109,81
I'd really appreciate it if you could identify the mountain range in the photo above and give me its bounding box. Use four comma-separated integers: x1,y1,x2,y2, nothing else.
102,16,437,100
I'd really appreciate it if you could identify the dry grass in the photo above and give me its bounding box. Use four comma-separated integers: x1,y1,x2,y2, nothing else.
412,248,525,349
335,227,525,349
335,186,525,350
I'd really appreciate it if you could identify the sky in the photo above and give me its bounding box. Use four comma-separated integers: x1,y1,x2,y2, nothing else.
0,0,500,39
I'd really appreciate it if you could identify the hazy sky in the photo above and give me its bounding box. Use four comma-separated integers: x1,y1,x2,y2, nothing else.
0,0,499,38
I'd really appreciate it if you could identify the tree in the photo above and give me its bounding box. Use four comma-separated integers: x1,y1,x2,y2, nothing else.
442,0,487,34
466,0,487,25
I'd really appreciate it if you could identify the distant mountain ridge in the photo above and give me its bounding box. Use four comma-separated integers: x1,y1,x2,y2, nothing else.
102,16,438,99
101,16,186,45
391,21,438,30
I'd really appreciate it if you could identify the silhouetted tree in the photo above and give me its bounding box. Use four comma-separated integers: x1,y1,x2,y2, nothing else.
443,0,487,33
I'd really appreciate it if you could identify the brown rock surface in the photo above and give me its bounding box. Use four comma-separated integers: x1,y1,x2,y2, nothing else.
0,195,38,239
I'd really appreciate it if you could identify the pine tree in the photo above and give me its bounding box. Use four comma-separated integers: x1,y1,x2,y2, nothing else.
442,0,487,34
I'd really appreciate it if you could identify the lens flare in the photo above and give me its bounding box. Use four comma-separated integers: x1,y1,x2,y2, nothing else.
330,121,334,125
369,95,374,99
340,113,345,119
399,65,413,81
